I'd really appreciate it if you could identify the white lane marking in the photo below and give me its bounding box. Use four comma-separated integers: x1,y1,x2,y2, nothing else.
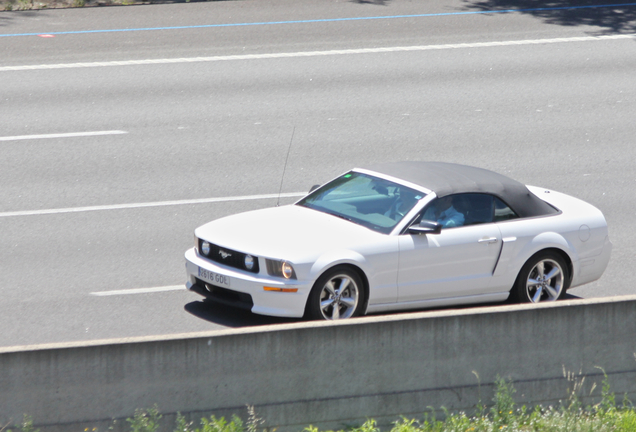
2,34,634,72
0,130,128,141
0,192,306,218
91,285,185,296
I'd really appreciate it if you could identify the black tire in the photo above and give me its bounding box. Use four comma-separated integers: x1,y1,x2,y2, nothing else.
305,266,366,320
512,251,568,303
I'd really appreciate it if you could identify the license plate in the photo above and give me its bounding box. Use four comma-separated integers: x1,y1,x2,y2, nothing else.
198,267,231,288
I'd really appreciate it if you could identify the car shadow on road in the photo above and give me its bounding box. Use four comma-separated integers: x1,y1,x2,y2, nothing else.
186,293,585,328
462,0,636,35
184,300,302,328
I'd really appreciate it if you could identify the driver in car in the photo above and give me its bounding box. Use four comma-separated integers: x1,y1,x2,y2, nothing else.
422,196,465,228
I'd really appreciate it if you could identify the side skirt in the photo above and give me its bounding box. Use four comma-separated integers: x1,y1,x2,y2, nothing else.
366,292,510,314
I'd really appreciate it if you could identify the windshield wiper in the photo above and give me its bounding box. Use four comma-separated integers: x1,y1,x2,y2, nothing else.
329,212,353,222
299,203,354,223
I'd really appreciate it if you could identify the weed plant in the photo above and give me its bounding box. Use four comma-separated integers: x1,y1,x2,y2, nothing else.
3,374,635,432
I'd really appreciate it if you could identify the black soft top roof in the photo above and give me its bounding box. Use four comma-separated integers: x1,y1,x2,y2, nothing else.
363,161,557,218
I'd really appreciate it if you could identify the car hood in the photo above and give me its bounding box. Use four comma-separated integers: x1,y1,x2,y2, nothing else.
194,204,384,262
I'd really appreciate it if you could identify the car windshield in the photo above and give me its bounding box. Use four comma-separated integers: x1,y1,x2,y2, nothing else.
296,171,425,234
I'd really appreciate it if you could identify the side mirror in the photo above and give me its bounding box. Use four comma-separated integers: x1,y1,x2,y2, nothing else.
407,220,442,235
309,184,321,193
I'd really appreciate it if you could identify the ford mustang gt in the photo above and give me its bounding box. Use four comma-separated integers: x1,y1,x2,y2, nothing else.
184,162,611,320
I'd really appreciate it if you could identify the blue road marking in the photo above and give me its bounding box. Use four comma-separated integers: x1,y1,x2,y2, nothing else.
1,3,636,37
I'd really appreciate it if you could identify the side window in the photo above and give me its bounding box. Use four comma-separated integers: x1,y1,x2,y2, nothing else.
460,194,495,226
420,194,519,228
494,197,518,221
421,195,467,228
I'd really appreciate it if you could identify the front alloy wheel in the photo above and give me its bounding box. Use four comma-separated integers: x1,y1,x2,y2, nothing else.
306,267,365,320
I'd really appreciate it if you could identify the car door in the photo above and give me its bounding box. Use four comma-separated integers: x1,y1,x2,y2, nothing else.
397,193,504,302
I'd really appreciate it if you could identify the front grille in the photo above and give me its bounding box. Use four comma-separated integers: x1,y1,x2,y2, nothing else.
198,239,260,274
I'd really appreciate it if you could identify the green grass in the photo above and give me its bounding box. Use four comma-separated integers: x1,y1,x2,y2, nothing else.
3,374,635,432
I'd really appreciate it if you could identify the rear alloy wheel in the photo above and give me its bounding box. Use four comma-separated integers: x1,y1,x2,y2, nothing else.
514,252,568,303
306,267,365,320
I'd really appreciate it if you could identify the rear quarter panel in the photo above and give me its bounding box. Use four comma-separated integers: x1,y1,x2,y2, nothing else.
492,186,610,291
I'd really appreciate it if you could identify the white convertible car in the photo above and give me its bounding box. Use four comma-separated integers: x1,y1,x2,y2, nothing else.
185,162,611,320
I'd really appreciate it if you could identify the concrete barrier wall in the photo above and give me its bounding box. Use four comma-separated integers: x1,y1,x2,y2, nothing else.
2,295,636,431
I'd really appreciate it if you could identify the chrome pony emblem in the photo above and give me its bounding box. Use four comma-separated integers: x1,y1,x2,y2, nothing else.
218,250,232,259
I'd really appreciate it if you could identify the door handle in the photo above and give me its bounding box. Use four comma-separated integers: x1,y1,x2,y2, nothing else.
478,237,498,244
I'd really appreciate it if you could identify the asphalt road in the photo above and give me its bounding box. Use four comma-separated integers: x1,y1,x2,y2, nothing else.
1,0,635,348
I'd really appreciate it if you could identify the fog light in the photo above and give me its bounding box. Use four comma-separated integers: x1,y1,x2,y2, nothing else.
245,254,254,270
201,241,211,256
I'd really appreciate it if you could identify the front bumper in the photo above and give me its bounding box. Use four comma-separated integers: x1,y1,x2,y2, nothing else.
184,248,311,318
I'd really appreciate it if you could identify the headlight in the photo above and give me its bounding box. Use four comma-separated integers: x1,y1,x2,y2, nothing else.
266,259,297,280
282,261,294,279
244,255,255,271
201,240,211,256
